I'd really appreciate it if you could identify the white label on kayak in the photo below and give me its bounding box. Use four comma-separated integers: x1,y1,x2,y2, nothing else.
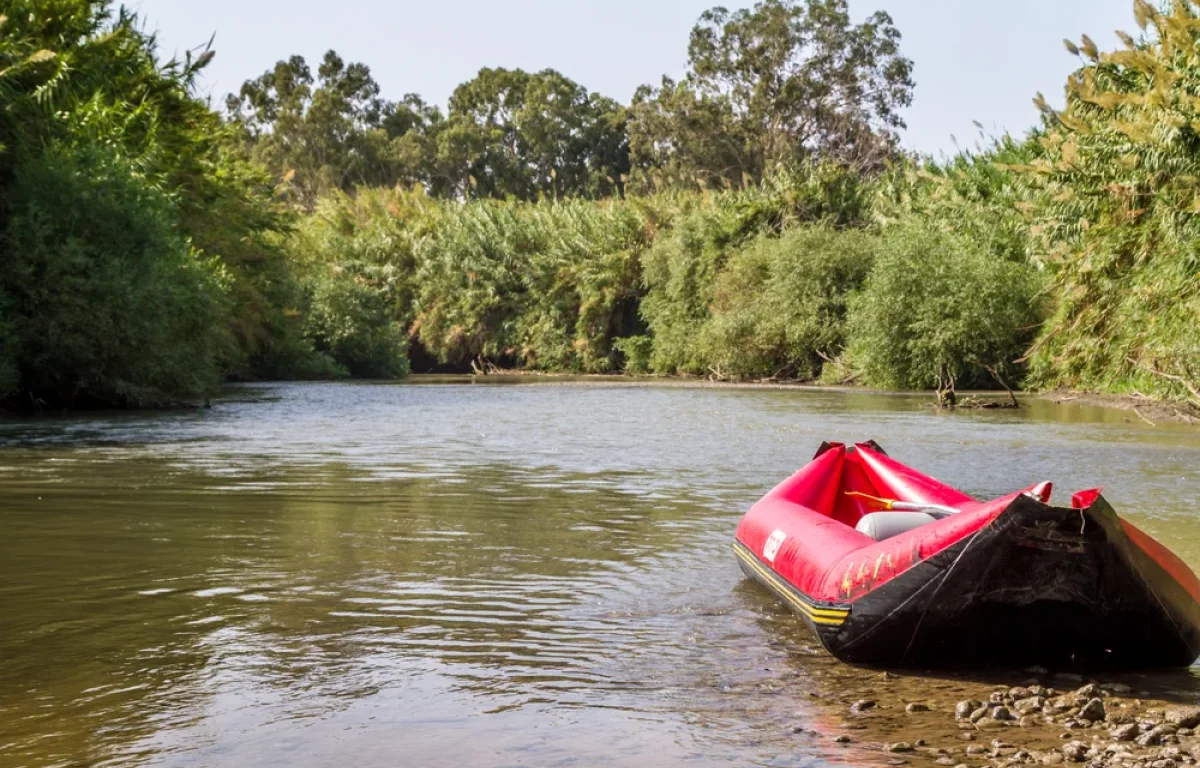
763,529,787,563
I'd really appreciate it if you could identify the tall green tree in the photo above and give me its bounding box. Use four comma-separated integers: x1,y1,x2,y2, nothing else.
227,51,439,208
437,67,629,201
628,0,913,189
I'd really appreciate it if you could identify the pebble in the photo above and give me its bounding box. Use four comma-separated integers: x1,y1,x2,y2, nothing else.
886,742,915,753
906,702,930,713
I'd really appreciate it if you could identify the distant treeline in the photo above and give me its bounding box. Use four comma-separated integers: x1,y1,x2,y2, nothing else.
1,0,1197,410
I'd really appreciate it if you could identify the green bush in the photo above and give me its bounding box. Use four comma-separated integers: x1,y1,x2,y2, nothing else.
304,263,410,378
847,223,1045,390
1,146,228,406
701,226,877,380
613,335,653,374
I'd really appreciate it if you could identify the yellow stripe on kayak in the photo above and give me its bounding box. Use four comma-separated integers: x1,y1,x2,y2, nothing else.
733,544,849,626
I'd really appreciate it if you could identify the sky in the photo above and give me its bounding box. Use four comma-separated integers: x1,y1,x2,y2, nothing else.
130,0,1135,157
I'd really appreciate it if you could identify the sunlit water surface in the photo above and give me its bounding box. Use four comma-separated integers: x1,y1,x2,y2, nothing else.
2,379,1199,768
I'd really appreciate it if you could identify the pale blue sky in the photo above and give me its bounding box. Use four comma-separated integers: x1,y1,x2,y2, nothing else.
131,0,1134,157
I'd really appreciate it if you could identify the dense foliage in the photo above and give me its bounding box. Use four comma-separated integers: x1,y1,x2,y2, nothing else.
1016,0,1200,405
4,0,1197,411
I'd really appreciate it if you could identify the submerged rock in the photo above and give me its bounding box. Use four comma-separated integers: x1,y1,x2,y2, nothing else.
886,742,914,753
905,702,930,713
850,699,876,714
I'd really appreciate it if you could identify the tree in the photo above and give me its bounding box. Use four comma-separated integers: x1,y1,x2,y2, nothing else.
436,67,629,201
628,0,913,189
227,51,438,208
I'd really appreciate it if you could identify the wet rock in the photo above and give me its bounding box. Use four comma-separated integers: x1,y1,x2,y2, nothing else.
935,758,956,767
850,699,876,714
1111,723,1140,742
886,759,907,767
1027,666,1050,675
906,702,930,713
1138,725,1179,747
1020,715,1041,728
1166,708,1200,729
887,742,915,753
1177,727,1193,737
956,700,984,719
975,717,1006,730
833,734,851,743
1080,698,1107,722
1018,696,1048,715
1011,687,1033,700
967,745,989,755
1101,683,1133,695
1042,754,1064,765
1076,684,1103,699
1062,741,1089,762
992,691,1009,704
993,706,1017,721
1151,761,1178,768
971,706,991,723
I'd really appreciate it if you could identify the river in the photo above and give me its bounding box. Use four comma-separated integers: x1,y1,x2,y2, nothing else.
2,379,1199,768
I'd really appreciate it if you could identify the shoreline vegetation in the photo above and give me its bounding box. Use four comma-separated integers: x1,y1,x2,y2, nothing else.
2,0,1199,414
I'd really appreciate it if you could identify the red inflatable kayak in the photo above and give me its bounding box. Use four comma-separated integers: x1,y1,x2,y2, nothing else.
734,441,1200,668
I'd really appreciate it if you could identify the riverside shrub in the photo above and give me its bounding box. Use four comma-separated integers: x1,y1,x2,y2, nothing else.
701,226,877,380
1,147,228,406
847,223,1044,391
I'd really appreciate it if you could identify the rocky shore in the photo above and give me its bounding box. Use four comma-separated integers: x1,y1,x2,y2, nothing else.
829,673,1200,768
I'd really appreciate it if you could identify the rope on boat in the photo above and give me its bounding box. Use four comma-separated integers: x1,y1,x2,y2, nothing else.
844,491,961,517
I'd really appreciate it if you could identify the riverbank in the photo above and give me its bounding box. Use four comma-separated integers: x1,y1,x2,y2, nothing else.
819,668,1200,768
406,371,1200,425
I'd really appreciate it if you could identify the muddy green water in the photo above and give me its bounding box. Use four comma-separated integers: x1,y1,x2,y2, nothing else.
2,379,1200,768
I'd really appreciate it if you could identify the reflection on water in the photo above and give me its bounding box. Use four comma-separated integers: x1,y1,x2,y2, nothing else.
1,380,1199,767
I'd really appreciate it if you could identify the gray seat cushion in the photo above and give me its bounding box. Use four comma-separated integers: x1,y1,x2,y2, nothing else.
855,511,938,541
